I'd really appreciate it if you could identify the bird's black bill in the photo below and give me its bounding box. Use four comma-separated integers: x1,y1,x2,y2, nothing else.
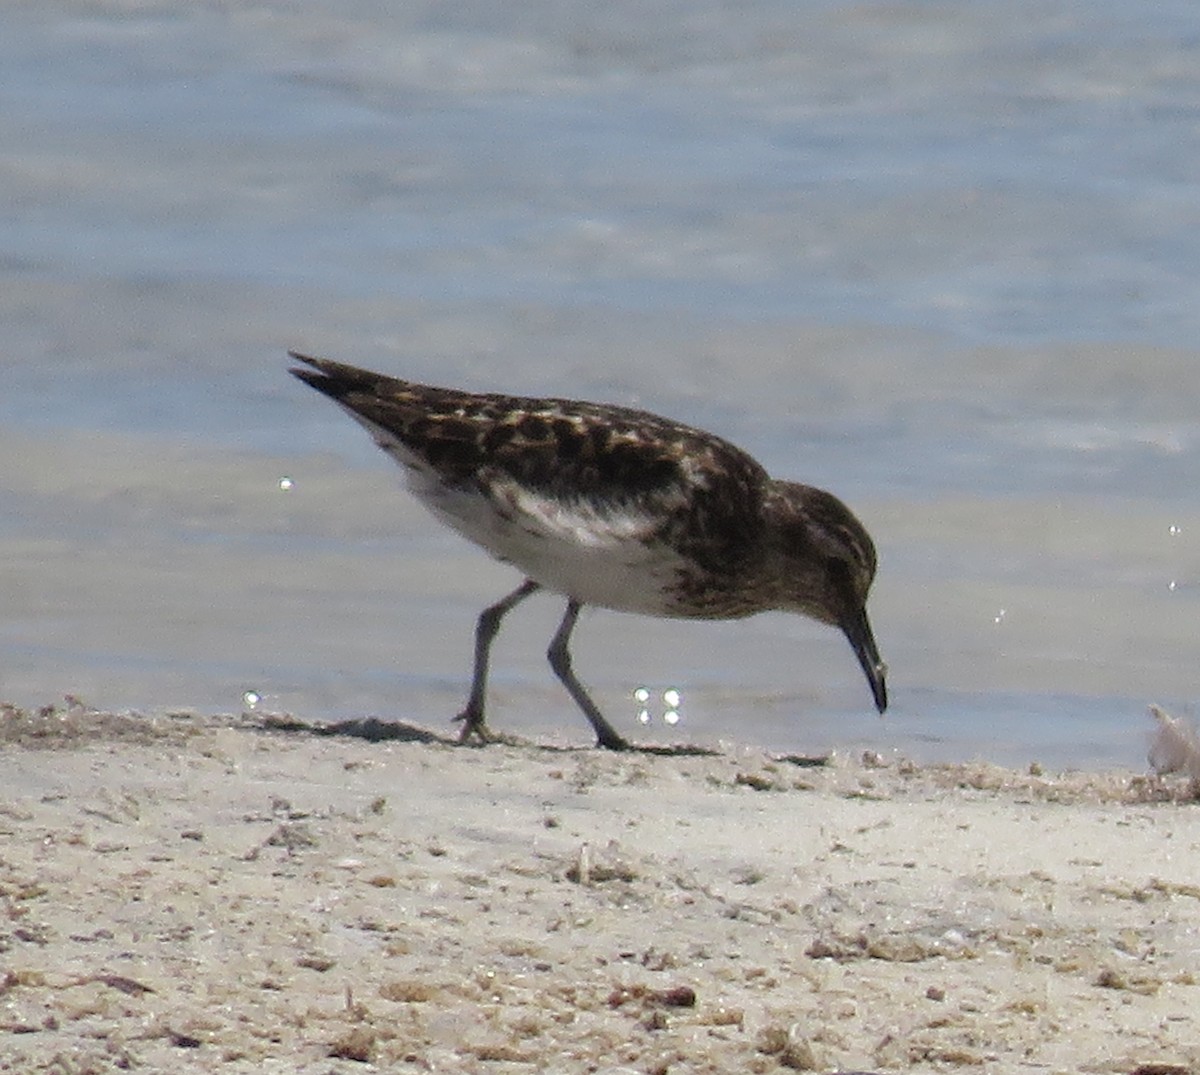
841,606,888,714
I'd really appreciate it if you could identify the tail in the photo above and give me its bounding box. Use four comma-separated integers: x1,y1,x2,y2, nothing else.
288,351,410,402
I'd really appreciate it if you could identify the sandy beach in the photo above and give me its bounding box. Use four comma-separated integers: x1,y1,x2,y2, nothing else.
1,703,1197,1074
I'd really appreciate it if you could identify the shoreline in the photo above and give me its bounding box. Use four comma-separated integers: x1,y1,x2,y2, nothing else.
1,705,1197,1073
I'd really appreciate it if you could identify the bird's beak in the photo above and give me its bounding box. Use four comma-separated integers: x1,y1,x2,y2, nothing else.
841,605,888,714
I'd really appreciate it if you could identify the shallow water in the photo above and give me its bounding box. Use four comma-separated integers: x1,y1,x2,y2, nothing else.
4,0,1200,767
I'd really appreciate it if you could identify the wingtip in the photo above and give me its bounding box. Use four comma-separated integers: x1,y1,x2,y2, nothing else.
288,352,341,392
287,350,322,372
289,353,343,401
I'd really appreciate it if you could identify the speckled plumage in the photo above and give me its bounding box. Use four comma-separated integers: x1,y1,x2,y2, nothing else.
290,352,887,749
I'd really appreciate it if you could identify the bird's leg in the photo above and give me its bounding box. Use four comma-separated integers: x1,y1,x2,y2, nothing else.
456,579,539,743
547,600,629,751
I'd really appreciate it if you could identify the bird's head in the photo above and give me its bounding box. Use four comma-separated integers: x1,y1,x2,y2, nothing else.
765,482,888,713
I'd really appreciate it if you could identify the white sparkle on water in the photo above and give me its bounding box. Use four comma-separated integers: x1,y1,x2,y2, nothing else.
242,690,261,710
633,686,683,726
278,476,294,491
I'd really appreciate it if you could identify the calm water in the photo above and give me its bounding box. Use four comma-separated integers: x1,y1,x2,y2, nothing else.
4,0,1200,767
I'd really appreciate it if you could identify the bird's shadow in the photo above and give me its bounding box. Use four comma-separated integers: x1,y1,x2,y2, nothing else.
249,713,724,757
254,714,452,745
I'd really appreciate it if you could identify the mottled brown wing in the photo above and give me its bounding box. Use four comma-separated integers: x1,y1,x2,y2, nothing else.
289,352,768,573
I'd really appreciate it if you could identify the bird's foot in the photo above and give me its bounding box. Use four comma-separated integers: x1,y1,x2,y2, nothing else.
453,707,493,746
595,729,631,751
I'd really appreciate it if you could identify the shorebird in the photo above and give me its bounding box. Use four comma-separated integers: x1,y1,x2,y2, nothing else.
290,352,887,749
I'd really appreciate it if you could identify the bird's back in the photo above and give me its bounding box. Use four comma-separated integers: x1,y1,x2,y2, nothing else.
289,354,770,591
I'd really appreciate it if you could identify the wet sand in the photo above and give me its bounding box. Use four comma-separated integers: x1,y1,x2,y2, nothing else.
1,703,1197,1074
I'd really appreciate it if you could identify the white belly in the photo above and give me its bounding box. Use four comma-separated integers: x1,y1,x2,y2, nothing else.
411,470,685,614
351,412,691,614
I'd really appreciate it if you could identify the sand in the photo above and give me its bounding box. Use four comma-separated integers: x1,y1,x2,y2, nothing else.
0,703,1198,1074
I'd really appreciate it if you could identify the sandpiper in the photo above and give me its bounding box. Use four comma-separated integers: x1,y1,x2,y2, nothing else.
290,352,887,749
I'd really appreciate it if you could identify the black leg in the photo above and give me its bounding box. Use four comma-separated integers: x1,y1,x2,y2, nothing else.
547,600,629,751
456,579,539,743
